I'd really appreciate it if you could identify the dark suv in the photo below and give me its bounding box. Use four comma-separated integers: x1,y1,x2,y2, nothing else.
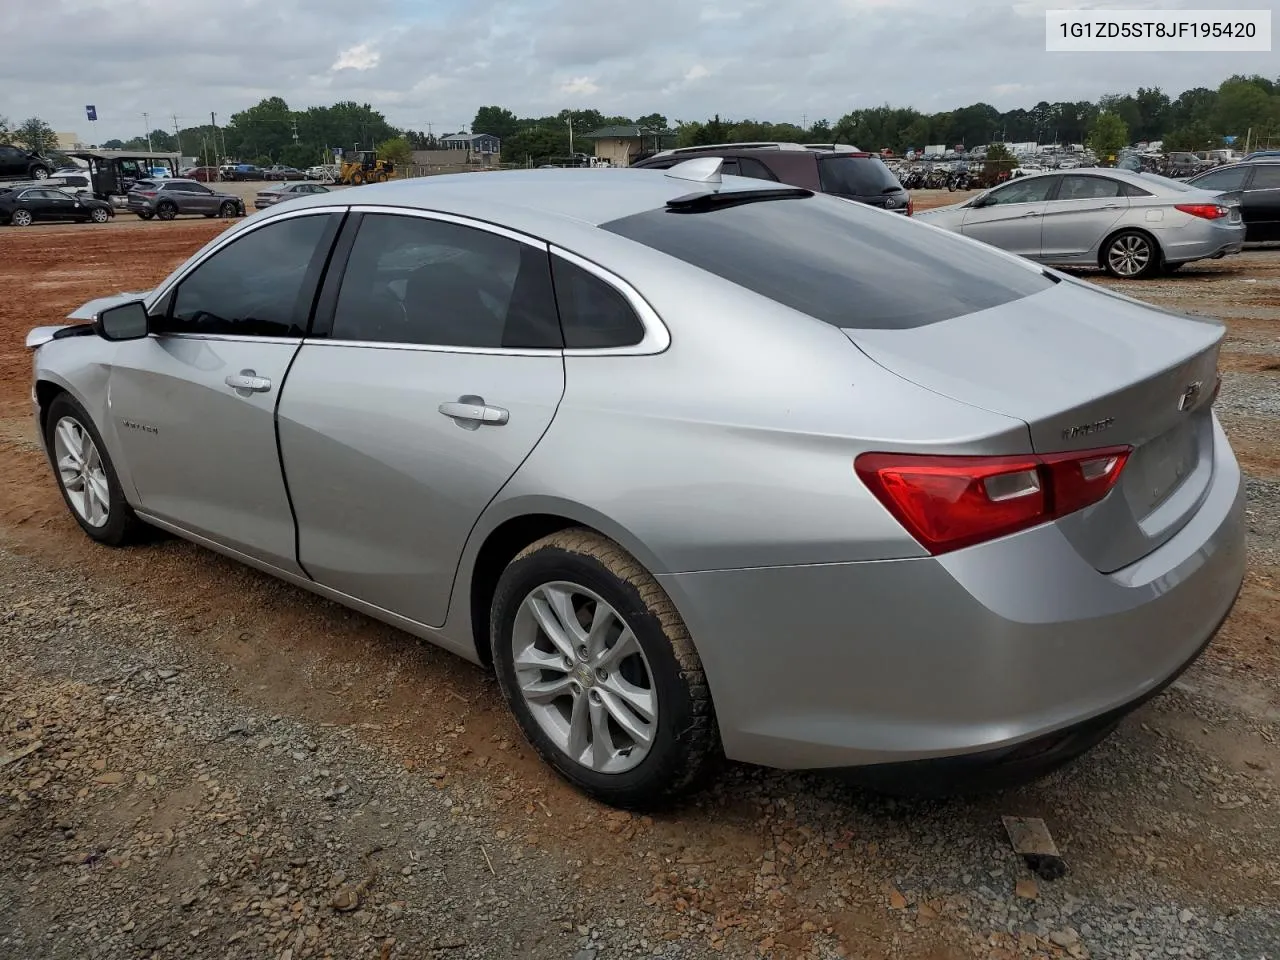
631,142,913,215
0,143,54,181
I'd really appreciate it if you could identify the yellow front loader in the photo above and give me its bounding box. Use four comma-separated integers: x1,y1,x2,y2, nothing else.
339,150,394,185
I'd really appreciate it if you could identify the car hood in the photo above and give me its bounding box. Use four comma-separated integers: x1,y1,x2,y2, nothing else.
914,202,967,217
66,290,153,320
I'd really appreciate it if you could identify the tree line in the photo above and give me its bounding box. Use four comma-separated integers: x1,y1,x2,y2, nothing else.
3,73,1276,168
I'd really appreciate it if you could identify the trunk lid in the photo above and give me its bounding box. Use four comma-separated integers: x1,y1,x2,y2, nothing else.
843,277,1224,572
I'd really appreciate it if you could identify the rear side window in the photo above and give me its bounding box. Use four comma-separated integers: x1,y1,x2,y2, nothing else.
601,196,1054,330
817,157,902,196
551,257,645,348
1192,166,1249,191
1249,165,1280,189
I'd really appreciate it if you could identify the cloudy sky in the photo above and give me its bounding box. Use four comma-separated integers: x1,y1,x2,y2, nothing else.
4,0,1274,140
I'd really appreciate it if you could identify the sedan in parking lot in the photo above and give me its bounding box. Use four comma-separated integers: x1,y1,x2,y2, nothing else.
916,168,1245,277
255,181,331,209
26,162,1244,807
1,185,113,226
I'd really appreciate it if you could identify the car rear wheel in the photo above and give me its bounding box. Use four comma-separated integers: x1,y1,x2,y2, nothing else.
490,529,720,809
11,209,33,226
155,201,177,221
1103,230,1158,279
89,207,110,223
45,394,146,547
219,201,238,218
31,167,49,180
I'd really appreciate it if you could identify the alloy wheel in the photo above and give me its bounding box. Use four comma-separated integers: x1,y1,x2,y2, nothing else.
91,208,109,223
11,210,32,226
53,416,111,528
1107,235,1151,277
511,581,657,774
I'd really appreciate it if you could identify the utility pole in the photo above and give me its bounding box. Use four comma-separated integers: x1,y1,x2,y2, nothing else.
211,112,223,165
291,116,299,144
142,112,152,152
172,114,182,156
567,114,574,156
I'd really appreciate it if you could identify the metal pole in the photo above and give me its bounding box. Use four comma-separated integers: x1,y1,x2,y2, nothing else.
172,114,182,156
143,112,152,152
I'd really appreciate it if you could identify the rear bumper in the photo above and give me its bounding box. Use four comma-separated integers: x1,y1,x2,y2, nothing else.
658,416,1246,770
1161,221,1247,264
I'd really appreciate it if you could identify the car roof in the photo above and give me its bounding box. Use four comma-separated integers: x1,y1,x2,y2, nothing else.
255,168,785,235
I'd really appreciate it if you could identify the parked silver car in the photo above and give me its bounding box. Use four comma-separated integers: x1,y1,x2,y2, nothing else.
916,168,1245,277
25,163,1245,807
255,181,331,210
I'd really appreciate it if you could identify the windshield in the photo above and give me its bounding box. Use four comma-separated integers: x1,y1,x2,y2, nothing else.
601,195,1053,330
817,156,903,196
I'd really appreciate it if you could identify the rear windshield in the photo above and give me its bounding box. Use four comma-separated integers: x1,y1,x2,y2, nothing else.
601,195,1054,330
818,156,903,196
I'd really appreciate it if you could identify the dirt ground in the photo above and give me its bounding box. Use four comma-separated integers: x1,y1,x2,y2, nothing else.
2,191,1279,960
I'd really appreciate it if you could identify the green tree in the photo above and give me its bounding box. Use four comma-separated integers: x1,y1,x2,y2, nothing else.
985,143,1014,162
0,115,10,140
377,136,413,168
1163,123,1221,152
1214,77,1277,135
503,125,569,164
636,113,668,131
101,138,125,149
1087,112,1129,163
12,116,56,152
471,106,520,141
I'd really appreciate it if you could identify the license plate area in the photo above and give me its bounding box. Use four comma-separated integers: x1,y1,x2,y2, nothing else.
1125,421,1200,519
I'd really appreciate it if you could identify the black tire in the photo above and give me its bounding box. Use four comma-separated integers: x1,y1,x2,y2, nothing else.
1102,229,1159,279
44,393,147,547
219,201,237,218
490,529,720,809
89,207,110,224
155,201,177,222
137,211,154,221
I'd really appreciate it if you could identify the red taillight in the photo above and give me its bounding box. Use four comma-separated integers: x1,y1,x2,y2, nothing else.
138,191,157,198
1175,203,1227,220
854,445,1131,554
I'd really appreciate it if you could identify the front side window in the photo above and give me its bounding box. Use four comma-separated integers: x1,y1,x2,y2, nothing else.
602,195,1054,331
331,214,561,349
167,214,337,337
984,177,1057,205
1057,176,1124,200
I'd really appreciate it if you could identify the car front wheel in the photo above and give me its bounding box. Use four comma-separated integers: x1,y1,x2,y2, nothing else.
11,209,33,226
219,201,238,218
491,529,720,809
45,393,146,546
155,201,178,221
90,207,110,223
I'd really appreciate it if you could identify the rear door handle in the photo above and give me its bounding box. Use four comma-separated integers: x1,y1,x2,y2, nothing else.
439,395,509,429
225,370,272,393
1021,210,1040,217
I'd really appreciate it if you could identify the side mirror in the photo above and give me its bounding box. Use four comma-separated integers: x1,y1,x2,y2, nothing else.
97,300,150,341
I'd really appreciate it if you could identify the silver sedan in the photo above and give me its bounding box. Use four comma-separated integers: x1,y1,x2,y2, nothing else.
915,168,1245,278
26,162,1245,807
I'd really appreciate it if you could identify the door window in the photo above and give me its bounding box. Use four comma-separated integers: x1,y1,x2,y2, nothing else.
166,214,338,337
1056,176,1124,200
1193,166,1249,191
330,214,562,349
1247,165,1280,190
551,257,645,348
983,177,1057,205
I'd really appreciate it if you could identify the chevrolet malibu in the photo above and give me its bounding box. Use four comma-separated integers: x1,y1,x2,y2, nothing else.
25,162,1245,808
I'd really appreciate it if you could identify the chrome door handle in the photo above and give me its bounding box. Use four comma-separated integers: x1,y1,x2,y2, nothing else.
439,395,509,429
225,371,272,393
1021,210,1040,217
1102,203,1120,209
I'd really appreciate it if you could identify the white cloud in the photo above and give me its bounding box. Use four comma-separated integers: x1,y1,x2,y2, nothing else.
1,0,1272,143
332,42,380,71
559,76,600,96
